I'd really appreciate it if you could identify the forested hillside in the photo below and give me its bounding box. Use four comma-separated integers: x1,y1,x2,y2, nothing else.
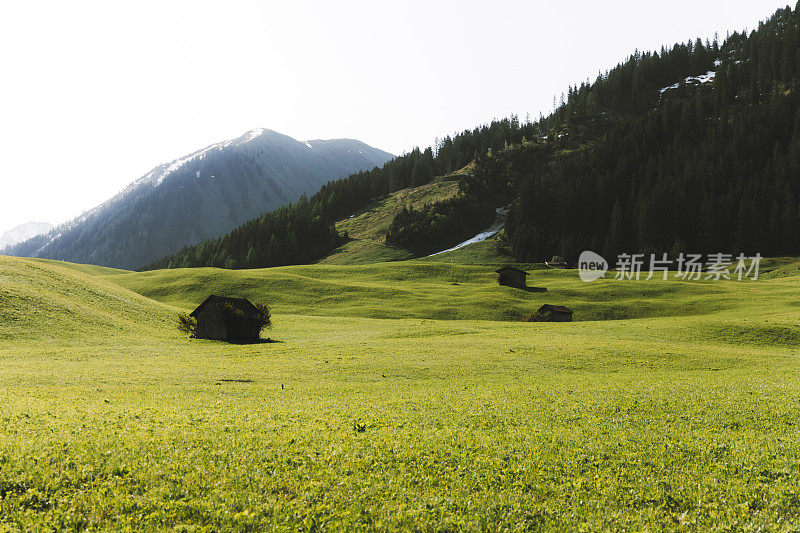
147,3,800,270
501,3,800,261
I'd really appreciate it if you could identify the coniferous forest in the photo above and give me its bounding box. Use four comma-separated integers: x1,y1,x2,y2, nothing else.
502,3,800,262
146,3,800,270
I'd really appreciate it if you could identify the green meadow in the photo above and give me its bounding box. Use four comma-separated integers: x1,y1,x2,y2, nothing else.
3,252,800,530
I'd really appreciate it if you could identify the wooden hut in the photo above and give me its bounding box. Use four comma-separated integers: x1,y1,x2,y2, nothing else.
545,256,568,268
529,304,573,322
189,295,263,342
496,266,528,289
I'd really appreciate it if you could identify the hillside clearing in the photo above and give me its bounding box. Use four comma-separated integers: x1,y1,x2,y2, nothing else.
319,178,460,265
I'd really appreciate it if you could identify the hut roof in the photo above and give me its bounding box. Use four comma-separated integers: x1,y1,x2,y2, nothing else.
495,265,528,275
190,295,261,319
538,304,573,314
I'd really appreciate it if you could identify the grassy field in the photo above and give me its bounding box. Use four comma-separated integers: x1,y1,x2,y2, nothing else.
104,261,743,322
3,253,800,529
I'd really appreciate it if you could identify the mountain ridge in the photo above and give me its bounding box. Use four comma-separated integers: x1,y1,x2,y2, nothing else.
4,128,393,269
0,221,53,250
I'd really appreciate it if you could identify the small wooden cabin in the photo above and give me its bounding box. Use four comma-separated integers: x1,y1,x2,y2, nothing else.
545,256,568,268
190,295,262,342
530,304,573,322
496,266,528,289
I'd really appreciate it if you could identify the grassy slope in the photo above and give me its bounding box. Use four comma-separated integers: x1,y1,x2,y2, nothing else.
0,256,173,343
319,170,521,266
26,257,129,277
4,255,800,529
421,230,516,265
319,177,460,264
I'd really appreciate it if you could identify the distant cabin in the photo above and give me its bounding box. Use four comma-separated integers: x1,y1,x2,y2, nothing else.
496,266,528,289
190,295,262,342
530,304,573,322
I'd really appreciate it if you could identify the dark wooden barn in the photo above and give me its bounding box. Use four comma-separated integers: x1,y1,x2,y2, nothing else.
496,266,528,288
529,304,573,322
190,295,263,342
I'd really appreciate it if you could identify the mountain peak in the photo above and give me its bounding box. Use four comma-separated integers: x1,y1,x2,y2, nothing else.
234,127,270,145
0,221,53,250
3,128,393,268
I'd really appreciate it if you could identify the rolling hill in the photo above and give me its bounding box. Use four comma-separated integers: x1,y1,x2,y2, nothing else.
3,129,393,269
0,256,174,342
4,251,800,528
102,260,737,322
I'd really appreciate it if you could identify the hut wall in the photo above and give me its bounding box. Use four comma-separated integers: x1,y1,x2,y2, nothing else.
499,270,526,288
195,310,227,340
226,320,261,342
532,310,572,322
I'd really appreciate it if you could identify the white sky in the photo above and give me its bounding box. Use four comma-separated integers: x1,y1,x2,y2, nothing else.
0,0,791,234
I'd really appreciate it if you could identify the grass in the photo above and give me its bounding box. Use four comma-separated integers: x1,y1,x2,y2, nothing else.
0,257,173,342
3,254,800,529
319,174,516,266
105,259,755,322
421,231,515,265
319,177,460,264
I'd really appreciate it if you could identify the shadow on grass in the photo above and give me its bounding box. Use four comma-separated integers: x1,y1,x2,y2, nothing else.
222,337,284,345
522,286,548,293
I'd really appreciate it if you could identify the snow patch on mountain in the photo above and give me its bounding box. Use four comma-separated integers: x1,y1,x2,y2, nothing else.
0,221,53,250
428,208,508,257
660,65,719,95
140,128,271,186
33,232,62,256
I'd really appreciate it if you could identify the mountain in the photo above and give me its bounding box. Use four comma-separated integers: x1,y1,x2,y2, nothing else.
500,3,800,262
147,3,800,271
0,221,53,250
339,3,800,265
4,129,393,269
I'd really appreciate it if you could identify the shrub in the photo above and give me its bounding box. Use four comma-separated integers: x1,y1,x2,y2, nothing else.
177,313,197,337
253,301,272,331
222,301,272,331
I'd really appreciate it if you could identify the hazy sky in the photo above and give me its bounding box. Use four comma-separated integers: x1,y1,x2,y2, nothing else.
0,0,792,234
